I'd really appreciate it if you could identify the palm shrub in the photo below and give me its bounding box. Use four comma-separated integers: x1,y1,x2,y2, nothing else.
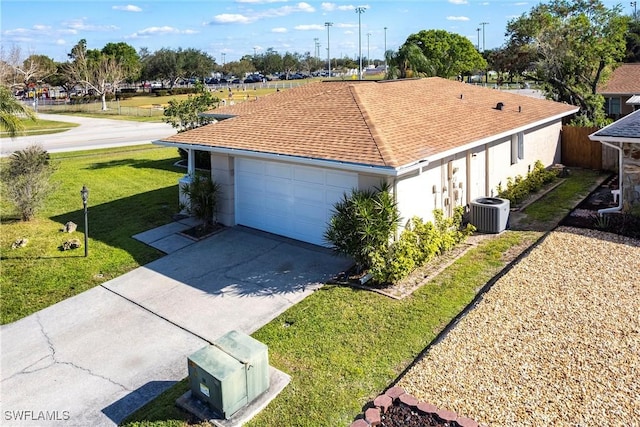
324,182,401,273
1,144,56,221
0,85,36,137
179,173,220,229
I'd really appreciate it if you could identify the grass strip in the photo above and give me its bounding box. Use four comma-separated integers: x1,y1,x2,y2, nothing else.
0,118,79,138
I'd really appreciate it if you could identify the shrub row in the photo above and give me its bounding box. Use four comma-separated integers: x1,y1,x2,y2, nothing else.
496,160,558,205
369,207,475,284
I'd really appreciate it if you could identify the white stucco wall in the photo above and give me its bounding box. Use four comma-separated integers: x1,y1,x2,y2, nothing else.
487,120,563,195
210,153,235,226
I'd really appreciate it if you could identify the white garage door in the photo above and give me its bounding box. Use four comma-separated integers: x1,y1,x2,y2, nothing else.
235,158,358,246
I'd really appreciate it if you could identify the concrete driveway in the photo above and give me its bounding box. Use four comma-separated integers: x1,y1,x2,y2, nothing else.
1,227,351,427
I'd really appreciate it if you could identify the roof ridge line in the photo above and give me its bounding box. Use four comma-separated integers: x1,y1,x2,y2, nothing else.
348,84,396,167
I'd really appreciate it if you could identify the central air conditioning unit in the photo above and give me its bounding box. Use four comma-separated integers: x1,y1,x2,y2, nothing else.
470,197,510,233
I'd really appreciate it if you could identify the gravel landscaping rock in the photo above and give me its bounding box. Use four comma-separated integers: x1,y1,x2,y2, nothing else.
396,226,640,426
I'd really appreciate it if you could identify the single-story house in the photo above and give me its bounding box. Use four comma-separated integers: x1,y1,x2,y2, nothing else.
589,109,640,212
155,78,577,246
598,63,640,119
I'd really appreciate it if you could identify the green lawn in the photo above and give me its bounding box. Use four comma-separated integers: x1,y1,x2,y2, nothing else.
0,145,184,324
522,169,606,223
0,118,79,138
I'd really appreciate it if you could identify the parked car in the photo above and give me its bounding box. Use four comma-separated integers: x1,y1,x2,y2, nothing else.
244,75,261,84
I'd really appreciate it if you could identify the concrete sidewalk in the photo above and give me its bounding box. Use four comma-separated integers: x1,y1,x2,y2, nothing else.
1,226,351,426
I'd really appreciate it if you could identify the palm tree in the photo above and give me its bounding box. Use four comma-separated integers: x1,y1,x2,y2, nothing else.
385,44,430,79
0,85,36,137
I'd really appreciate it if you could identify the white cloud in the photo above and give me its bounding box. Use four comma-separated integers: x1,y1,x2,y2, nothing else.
64,18,118,32
335,23,358,29
33,24,51,31
126,26,198,39
321,2,336,11
323,3,361,11
294,24,324,30
212,13,255,24
210,2,314,25
272,27,288,33
55,39,66,45
138,26,180,35
514,2,528,5
112,4,142,12
448,0,468,4
447,16,470,21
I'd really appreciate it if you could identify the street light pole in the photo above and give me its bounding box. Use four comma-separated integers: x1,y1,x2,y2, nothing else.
384,26,387,74
476,27,481,51
80,185,89,257
632,1,638,20
325,22,333,78
356,6,366,80
367,32,371,67
479,22,489,52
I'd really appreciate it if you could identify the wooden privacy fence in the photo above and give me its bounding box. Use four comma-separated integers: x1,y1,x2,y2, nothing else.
561,126,617,171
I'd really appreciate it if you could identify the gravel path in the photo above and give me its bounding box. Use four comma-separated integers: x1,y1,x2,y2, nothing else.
396,226,640,426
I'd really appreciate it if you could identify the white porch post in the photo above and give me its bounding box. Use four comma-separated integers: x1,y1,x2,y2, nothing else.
179,148,195,212
187,149,195,177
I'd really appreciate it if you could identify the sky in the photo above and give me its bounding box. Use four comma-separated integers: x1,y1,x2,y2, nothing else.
1,0,633,64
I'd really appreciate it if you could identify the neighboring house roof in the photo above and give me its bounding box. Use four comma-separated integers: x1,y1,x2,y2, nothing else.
159,78,577,170
598,63,640,95
627,95,640,105
590,109,640,142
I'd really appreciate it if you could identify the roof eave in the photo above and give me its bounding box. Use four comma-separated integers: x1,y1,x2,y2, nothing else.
152,139,398,176
410,107,579,166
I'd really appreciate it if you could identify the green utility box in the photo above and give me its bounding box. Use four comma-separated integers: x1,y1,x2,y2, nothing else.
213,330,269,403
187,331,270,419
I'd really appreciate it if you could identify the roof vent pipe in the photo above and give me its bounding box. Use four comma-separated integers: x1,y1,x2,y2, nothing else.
495,102,504,110
518,106,522,113
460,94,463,99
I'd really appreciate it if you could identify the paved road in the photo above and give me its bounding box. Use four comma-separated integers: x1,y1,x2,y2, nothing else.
0,226,351,426
1,114,177,156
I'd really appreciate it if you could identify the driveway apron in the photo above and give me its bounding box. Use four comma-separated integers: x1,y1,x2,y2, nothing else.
1,227,351,426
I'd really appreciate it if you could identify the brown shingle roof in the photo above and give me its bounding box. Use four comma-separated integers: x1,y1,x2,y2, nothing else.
160,78,577,169
598,63,640,95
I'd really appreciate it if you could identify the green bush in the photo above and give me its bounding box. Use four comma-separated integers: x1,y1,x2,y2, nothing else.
0,145,57,221
179,173,220,228
324,182,400,273
154,90,169,97
497,161,558,205
369,207,475,284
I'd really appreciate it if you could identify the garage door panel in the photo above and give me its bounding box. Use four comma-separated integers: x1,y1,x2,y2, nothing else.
236,159,357,246
293,183,326,205
293,202,327,222
264,177,293,199
265,162,292,179
293,166,325,184
326,170,357,189
238,158,265,174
